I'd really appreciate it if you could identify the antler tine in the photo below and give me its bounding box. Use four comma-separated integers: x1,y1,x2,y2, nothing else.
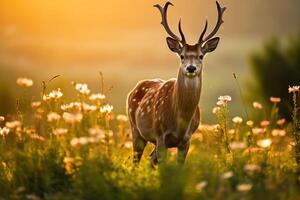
198,1,226,44
154,1,185,44
198,19,208,44
178,18,186,45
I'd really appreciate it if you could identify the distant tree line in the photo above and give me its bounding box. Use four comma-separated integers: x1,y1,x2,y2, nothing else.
249,33,300,120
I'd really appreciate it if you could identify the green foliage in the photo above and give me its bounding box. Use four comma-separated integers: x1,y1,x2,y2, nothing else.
0,79,300,200
249,34,300,119
0,83,15,115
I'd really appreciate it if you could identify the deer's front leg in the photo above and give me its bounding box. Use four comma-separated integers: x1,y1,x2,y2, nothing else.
156,135,166,163
150,147,158,167
177,141,190,164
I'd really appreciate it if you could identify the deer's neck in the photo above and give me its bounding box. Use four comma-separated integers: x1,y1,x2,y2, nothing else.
173,68,202,127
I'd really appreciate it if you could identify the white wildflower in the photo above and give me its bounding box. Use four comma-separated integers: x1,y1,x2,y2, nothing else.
43,89,63,100
89,93,106,101
252,127,265,135
117,114,128,122
63,112,83,123
16,77,34,87
30,134,45,141
61,102,82,111
276,118,286,126
221,171,234,179
271,129,286,137
212,107,221,114
31,101,41,108
288,85,300,93
270,97,281,103
216,95,231,107
124,141,132,148
246,120,254,127
0,127,10,136
218,95,232,102
100,104,113,113
257,138,272,148
0,116,5,122
195,181,207,192
89,127,104,136
53,128,68,136
260,120,270,127
229,142,247,150
244,164,261,173
237,183,252,192
232,116,243,124
70,137,90,147
82,103,97,112
253,102,263,109
70,138,80,147
74,83,90,95
47,112,61,122
5,120,21,129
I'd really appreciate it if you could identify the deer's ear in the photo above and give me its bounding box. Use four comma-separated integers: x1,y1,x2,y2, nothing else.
202,37,220,54
166,37,182,53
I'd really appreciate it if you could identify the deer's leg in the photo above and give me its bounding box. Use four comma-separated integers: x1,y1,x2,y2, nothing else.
177,141,190,165
150,147,158,167
177,110,199,164
156,135,167,163
132,127,147,163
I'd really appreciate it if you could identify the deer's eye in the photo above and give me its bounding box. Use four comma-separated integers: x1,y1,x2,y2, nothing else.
199,55,204,60
180,55,184,60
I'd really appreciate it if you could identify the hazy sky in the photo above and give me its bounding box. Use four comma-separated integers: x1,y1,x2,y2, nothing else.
0,0,299,118
0,0,299,69
0,0,299,38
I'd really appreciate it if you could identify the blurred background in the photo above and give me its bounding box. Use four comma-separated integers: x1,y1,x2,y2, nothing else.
0,0,299,122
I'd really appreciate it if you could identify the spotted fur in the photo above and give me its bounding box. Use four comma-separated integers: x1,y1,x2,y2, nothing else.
127,1,225,165
127,71,201,165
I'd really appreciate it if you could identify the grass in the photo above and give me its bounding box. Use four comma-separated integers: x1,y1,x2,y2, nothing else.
0,77,300,200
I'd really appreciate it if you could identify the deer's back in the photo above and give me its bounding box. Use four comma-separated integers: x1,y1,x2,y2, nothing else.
127,79,163,126
127,78,178,142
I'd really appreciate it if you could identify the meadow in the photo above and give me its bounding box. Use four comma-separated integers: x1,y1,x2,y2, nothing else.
1,0,300,199
0,77,299,200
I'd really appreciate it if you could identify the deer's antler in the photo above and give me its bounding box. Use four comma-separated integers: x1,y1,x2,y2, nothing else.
198,1,226,44
154,2,186,45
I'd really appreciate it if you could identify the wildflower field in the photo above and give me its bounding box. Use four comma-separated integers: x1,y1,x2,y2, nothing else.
0,77,300,200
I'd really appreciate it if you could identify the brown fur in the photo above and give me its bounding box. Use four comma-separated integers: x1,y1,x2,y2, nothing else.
127,68,201,165
127,1,225,165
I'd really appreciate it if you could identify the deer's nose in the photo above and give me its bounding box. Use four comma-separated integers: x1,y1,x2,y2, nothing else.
186,65,196,73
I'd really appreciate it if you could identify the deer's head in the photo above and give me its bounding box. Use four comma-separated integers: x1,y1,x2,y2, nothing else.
155,1,226,78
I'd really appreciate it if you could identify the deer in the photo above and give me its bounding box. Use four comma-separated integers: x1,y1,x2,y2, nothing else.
127,1,226,165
